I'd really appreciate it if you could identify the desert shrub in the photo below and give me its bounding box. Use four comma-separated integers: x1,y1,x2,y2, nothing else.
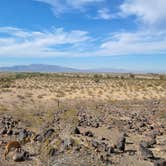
93,74,102,83
129,73,135,79
159,75,166,80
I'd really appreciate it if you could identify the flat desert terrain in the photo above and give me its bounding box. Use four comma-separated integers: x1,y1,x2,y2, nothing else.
0,72,166,166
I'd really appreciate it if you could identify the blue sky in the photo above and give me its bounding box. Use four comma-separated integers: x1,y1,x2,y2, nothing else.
0,0,166,72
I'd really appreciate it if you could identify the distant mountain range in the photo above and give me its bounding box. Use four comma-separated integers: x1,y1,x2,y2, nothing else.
0,64,80,73
0,64,165,73
0,64,127,73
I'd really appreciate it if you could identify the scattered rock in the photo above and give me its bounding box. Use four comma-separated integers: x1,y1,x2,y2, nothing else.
107,146,115,155
48,148,59,157
97,142,107,152
13,152,25,162
62,138,75,150
43,128,55,139
73,127,81,134
7,129,13,135
140,140,151,148
0,128,7,135
116,134,126,152
154,159,166,166
91,139,99,148
34,134,43,142
139,143,154,160
84,131,94,137
34,128,55,142
140,137,156,148
18,129,29,141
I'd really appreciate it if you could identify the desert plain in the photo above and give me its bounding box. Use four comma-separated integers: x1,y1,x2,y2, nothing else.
0,72,165,166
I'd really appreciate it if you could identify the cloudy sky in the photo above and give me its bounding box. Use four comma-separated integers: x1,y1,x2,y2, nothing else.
0,0,166,72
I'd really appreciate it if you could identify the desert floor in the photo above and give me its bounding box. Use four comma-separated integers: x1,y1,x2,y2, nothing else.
0,73,165,166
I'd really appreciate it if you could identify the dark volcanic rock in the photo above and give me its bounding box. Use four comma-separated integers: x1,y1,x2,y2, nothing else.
48,148,59,157
35,128,55,142
34,134,43,142
7,129,13,135
139,144,154,160
18,129,29,141
154,159,166,166
149,137,157,146
140,137,156,148
84,131,94,137
73,127,81,134
91,139,99,148
1,128,7,135
107,146,115,155
140,140,151,148
117,134,126,152
13,152,25,162
43,128,55,139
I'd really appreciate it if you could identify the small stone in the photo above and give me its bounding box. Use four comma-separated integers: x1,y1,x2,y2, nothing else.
139,122,146,128
91,140,99,148
107,146,114,155
93,123,99,128
48,148,59,157
84,131,94,137
13,152,25,162
34,134,43,142
18,129,28,141
140,140,151,148
62,138,75,150
43,128,55,139
97,142,107,152
1,128,7,135
73,127,80,134
74,144,82,152
7,129,13,135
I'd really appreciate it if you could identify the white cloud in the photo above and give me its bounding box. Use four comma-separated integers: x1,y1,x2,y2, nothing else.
96,8,112,20
120,0,166,26
0,27,92,57
0,26,166,57
100,30,166,55
34,0,105,15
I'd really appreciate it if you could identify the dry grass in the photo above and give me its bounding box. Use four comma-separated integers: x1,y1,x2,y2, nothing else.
0,72,165,132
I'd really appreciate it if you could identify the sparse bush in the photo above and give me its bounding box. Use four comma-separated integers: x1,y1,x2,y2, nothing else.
159,75,166,80
129,73,135,79
93,74,102,83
